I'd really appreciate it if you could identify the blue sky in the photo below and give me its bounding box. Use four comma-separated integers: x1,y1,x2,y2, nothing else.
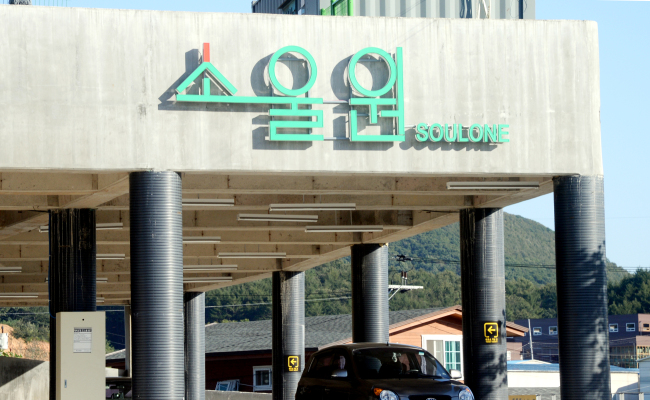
507,0,650,270
37,0,649,269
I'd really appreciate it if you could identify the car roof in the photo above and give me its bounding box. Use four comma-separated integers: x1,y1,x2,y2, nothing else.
320,342,425,352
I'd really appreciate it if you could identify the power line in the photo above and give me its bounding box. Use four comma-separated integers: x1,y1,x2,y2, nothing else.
391,255,647,272
206,296,351,309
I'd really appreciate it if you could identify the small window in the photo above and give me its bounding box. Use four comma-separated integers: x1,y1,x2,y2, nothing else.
253,366,272,392
327,351,350,379
281,1,297,14
610,324,618,333
627,323,636,332
307,351,335,379
549,326,558,335
533,327,542,336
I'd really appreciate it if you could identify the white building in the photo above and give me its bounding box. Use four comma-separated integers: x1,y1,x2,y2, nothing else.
508,360,639,397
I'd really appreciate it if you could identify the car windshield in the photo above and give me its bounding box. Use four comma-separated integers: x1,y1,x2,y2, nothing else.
353,348,451,380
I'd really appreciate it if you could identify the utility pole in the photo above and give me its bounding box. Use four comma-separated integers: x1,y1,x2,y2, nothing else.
388,271,423,300
528,319,534,360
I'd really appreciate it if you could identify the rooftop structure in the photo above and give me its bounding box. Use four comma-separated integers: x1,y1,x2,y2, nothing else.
252,0,535,19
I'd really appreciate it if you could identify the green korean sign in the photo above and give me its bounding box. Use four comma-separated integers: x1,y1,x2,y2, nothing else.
175,44,508,143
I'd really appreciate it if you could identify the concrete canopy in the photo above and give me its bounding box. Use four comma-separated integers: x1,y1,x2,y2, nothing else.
0,6,601,305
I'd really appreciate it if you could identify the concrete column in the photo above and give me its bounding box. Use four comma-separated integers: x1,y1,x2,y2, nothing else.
351,244,389,343
48,209,97,400
272,270,305,400
460,208,507,400
554,175,610,400
130,171,184,400
124,305,132,378
184,292,205,400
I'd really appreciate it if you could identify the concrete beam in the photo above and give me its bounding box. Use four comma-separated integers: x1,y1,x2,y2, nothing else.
473,179,554,209
0,174,129,240
0,232,401,246
0,283,130,294
92,194,472,212
0,172,97,195
182,175,549,196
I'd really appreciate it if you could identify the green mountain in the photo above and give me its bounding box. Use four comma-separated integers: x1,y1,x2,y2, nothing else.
205,213,629,323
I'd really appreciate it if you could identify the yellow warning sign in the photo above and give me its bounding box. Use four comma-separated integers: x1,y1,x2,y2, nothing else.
287,356,300,372
484,322,499,344
508,396,537,400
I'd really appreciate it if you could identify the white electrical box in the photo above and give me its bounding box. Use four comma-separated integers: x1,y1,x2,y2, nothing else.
0,332,8,350
56,312,106,400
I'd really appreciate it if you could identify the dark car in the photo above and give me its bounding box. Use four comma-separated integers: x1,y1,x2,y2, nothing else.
296,343,474,400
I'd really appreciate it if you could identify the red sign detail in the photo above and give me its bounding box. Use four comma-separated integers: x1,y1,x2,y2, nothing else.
203,43,211,63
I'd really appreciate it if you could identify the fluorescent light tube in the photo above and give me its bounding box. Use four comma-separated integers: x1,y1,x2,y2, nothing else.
305,225,384,233
0,293,38,299
183,277,233,283
269,203,356,212
0,267,22,274
184,265,238,272
446,182,539,190
237,214,318,223
183,236,221,244
97,254,126,260
182,199,235,207
218,252,287,259
39,222,124,233
96,297,105,303
96,223,124,230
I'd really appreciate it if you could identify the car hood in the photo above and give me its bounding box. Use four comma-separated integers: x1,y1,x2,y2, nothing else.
365,377,466,397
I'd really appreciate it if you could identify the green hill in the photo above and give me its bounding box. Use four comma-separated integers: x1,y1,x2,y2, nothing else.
205,213,629,323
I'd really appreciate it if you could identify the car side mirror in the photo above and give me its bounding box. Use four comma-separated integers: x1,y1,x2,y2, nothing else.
449,369,462,379
331,369,348,378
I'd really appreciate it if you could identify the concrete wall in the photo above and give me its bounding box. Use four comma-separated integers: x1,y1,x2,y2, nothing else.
639,360,650,392
206,391,271,400
0,358,49,400
612,372,640,394
0,7,600,176
508,370,639,394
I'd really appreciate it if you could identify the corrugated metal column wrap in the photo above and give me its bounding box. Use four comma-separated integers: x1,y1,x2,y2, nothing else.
460,208,507,400
272,270,305,400
554,175,610,400
48,208,97,400
351,244,389,343
184,292,206,400
130,171,184,400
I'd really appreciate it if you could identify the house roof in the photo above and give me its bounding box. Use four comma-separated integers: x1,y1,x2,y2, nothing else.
107,306,528,361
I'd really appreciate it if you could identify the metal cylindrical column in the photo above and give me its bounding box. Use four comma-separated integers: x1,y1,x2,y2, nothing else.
554,175,610,400
351,244,389,343
272,270,305,400
185,292,205,400
130,171,184,400
460,208,507,400
48,209,97,400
